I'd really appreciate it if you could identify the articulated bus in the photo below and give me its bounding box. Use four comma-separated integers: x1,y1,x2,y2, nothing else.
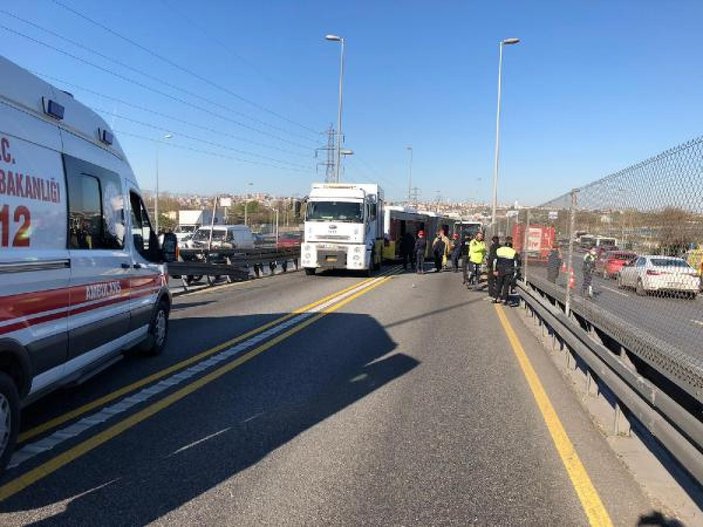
382,206,452,261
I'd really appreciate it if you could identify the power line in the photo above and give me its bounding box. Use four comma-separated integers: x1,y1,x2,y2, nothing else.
1,24,317,150
159,0,321,118
0,9,318,144
32,71,310,158
92,105,310,169
51,0,321,137
115,129,311,173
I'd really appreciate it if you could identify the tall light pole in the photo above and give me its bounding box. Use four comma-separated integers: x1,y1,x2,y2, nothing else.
155,133,173,233
326,34,345,183
406,146,413,203
491,37,520,229
270,207,280,246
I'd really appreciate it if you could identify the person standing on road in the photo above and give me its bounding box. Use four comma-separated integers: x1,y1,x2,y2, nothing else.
440,229,451,269
467,232,487,289
414,230,427,274
450,233,463,272
399,231,415,271
582,248,597,297
432,231,446,273
546,246,562,284
493,238,519,305
486,235,500,297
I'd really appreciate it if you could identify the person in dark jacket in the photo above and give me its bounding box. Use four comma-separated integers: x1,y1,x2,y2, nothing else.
432,231,445,273
399,231,415,271
486,235,500,297
450,233,463,272
493,238,519,304
414,230,427,274
582,248,597,297
546,246,562,283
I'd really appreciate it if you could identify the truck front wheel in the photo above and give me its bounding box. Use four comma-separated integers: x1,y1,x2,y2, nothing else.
305,268,316,276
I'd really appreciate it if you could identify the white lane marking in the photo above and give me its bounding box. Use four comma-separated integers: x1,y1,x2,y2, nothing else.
600,285,629,297
241,412,264,423
9,271,399,470
169,427,231,456
691,320,703,326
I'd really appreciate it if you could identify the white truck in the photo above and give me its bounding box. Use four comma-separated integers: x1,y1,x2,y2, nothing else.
301,183,384,276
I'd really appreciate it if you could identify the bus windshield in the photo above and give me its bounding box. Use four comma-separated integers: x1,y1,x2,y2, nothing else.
306,201,363,222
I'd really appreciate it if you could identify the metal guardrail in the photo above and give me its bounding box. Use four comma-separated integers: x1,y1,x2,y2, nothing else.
517,278,703,485
169,247,301,292
526,274,703,405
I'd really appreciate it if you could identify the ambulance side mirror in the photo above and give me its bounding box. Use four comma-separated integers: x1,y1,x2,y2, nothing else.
160,232,178,263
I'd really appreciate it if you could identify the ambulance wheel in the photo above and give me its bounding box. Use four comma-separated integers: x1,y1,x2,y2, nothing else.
141,301,170,356
0,371,20,473
305,268,316,276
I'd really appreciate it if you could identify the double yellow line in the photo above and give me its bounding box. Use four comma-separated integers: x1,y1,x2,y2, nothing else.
2,271,396,500
21,272,388,443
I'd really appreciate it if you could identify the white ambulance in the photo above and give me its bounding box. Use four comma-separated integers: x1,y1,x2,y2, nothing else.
0,55,174,471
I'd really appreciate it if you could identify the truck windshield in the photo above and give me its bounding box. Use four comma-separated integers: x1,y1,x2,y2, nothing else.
306,201,363,222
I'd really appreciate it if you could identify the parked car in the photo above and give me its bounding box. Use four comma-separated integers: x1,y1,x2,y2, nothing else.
595,251,637,279
277,231,302,248
618,255,699,298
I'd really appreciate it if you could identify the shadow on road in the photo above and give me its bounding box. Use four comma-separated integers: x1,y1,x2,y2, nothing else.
2,312,418,526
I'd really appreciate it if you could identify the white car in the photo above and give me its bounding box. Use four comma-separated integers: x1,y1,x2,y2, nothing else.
618,255,699,298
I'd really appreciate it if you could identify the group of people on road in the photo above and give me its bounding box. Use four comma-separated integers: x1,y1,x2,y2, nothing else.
457,232,523,305
398,228,463,275
400,225,600,303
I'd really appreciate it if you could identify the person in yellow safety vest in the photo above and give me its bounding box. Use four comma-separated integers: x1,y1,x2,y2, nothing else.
493,236,519,305
466,232,487,289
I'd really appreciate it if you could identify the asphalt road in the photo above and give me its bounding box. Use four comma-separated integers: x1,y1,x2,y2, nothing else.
525,259,702,363
0,265,661,526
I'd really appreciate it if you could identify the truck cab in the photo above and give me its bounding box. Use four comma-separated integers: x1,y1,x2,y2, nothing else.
301,183,383,275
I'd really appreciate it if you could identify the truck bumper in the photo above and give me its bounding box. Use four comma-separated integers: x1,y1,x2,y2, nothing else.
301,243,368,270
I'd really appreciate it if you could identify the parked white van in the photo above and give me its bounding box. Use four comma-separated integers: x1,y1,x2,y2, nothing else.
0,55,174,471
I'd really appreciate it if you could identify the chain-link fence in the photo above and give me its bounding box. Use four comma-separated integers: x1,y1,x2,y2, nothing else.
512,137,703,403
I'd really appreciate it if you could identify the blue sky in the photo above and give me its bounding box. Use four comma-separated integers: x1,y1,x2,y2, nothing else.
2,0,701,205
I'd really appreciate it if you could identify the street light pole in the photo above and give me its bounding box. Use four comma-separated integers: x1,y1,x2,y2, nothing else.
326,34,345,183
243,182,253,226
491,38,519,229
154,133,173,233
406,146,413,203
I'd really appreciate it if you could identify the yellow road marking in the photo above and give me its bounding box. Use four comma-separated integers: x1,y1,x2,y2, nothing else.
0,275,393,500
20,273,388,443
494,306,613,527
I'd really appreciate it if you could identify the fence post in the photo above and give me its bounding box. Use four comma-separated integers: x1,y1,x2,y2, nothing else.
564,189,578,317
